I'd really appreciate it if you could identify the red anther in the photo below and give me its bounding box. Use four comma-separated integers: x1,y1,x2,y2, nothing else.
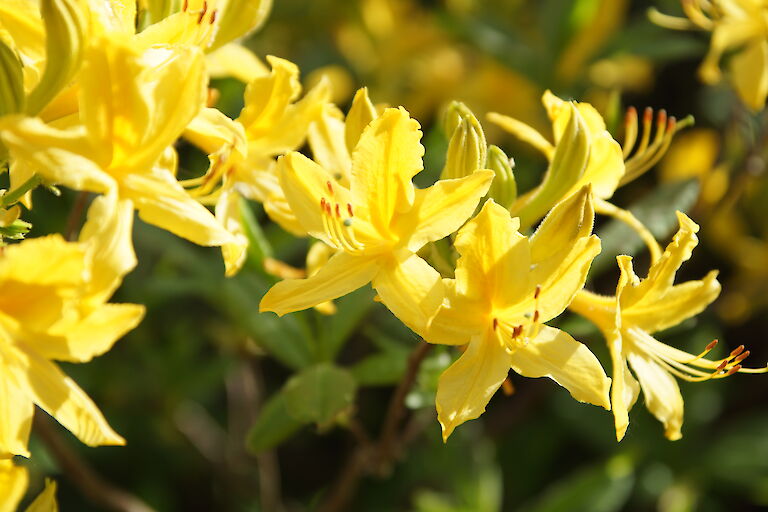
347,203,354,217
326,180,334,195
625,106,637,121
501,378,515,396
643,106,653,123
210,9,217,23
729,345,745,358
533,310,540,323
657,109,667,126
724,364,742,377
493,318,498,331
335,204,341,218
534,285,541,299
667,117,677,131
320,197,326,210
734,350,751,364
182,0,188,11
197,8,206,23
512,325,523,338
716,360,728,372
324,200,332,215
705,340,719,351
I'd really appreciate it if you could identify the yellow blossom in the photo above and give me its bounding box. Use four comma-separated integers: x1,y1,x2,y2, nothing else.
419,187,610,440
569,212,766,440
0,233,144,458
0,459,58,512
260,107,494,333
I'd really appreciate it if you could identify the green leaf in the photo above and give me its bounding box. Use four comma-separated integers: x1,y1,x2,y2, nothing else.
523,455,634,512
351,349,408,386
283,363,357,426
592,179,700,274
246,391,303,455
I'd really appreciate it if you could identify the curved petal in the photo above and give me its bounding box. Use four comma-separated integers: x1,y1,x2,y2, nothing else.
25,478,58,512
627,352,684,440
6,345,125,447
350,108,424,237
0,370,34,458
260,252,379,316
423,280,486,345
397,170,494,252
0,459,28,512
453,199,530,309
206,43,269,83
608,330,639,442
509,326,611,409
730,38,768,111
373,252,444,335
120,170,233,247
308,106,352,184
436,332,513,441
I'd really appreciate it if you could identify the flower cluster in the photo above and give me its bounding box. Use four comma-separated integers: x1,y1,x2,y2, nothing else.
0,0,765,506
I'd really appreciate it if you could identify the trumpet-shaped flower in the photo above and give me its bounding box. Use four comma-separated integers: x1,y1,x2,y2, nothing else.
183,55,329,274
419,188,610,440
0,232,144,458
260,107,494,333
569,212,767,441
0,35,233,254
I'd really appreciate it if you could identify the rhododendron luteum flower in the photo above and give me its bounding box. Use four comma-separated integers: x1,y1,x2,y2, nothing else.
569,212,767,441
0,235,144,458
0,35,232,252
419,187,610,440
260,107,494,333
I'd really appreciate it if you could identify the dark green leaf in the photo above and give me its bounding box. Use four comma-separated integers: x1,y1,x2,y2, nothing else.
283,363,357,426
246,391,303,455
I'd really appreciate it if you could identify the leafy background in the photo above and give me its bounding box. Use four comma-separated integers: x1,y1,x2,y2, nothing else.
12,0,768,510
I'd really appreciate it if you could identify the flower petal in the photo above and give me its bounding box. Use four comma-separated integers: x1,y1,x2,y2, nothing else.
350,108,424,237
627,352,684,440
436,331,513,441
260,252,379,316
215,189,250,277
509,325,611,409
730,38,768,111
397,170,494,252
6,345,125,447
308,106,352,184
373,251,444,335
206,43,269,83
120,170,233,247
608,329,640,441
0,370,34,458
25,478,58,512
423,280,486,345
0,459,28,512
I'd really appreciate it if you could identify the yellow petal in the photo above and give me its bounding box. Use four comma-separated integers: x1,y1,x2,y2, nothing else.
453,199,530,310
80,38,206,170
627,352,684,440
45,303,144,363
184,107,247,157
308,106,352,184
25,479,58,512
0,370,34,458
436,331,513,441
509,325,611,409
206,43,269,83
6,345,125,447
260,252,379,316
607,330,640,442
78,193,137,304
372,251,443,334
344,87,378,155
0,459,28,512
422,280,486,345
238,56,301,138
85,0,136,35
396,170,494,252
0,117,114,193
120,170,233,247
350,108,424,237
0,234,84,286
730,38,768,111
486,112,554,159
215,188,249,277
209,0,272,50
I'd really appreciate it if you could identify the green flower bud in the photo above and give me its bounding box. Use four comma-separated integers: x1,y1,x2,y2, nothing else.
486,145,517,209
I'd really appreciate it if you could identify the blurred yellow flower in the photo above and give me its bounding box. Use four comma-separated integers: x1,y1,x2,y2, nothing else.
0,459,58,512
260,107,493,333
0,235,144,458
570,212,766,441
421,188,609,441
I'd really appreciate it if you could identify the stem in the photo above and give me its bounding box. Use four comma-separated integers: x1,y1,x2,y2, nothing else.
318,342,433,512
65,191,89,241
594,197,662,264
34,413,155,512
1,174,42,207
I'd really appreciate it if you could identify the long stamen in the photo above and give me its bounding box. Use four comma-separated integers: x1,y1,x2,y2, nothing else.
319,197,366,254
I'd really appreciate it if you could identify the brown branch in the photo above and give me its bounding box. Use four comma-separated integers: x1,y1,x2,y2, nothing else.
34,413,155,512
65,191,89,241
318,341,433,512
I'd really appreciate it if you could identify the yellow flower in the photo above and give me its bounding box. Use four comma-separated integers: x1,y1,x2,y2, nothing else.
420,187,610,441
183,56,330,275
0,234,144,458
260,107,494,333
0,35,233,253
0,459,58,512
651,0,768,110
569,212,766,441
